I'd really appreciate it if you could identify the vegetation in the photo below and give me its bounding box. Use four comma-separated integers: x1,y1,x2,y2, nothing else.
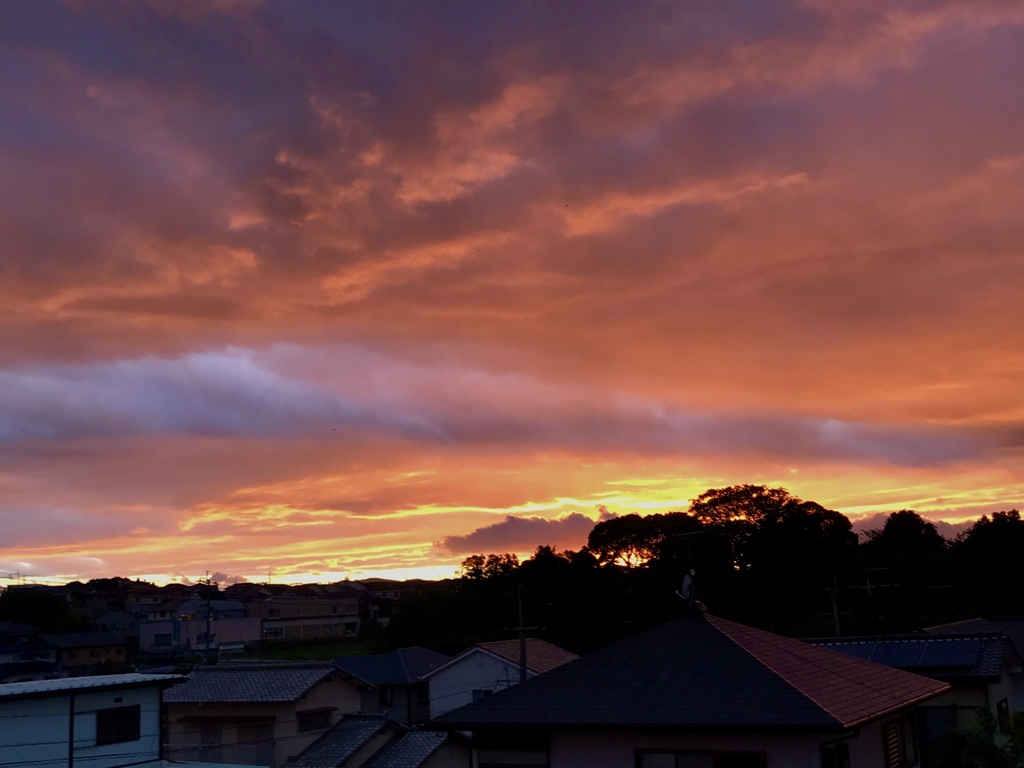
378,485,1024,654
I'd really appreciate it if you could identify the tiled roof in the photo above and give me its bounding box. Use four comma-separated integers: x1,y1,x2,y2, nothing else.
163,662,336,703
927,617,1024,665
475,638,578,674
0,620,40,636
813,634,1007,682
363,731,451,768
336,648,449,686
432,613,948,731
291,714,393,768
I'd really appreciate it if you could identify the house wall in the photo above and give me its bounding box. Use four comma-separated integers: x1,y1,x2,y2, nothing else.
426,740,473,768
59,644,127,670
430,652,532,719
260,615,359,642
165,674,363,767
139,617,262,652
471,717,917,768
0,685,162,768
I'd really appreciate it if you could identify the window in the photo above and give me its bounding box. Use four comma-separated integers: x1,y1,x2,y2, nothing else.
416,682,430,705
297,709,331,732
821,742,851,768
472,688,495,702
379,687,394,707
264,627,283,639
998,699,1011,734
638,752,767,768
95,705,141,746
154,634,172,647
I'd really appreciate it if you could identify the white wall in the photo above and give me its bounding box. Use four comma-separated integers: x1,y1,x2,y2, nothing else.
0,686,162,768
429,651,532,719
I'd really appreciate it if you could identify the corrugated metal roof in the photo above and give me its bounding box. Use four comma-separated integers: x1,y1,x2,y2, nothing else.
163,663,336,703
0,673,182,698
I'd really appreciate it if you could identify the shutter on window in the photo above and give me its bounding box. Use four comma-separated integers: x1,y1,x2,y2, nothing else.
883,722,901,768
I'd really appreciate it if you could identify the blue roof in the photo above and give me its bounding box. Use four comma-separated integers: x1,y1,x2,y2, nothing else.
336,648,448,686
814,634,1006,682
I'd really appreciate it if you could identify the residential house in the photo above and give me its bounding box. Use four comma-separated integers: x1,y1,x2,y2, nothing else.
430,612,950,768
0,632,60,683
336,647,449,724
163,661,368,766
290,713,468,768
0,673,183,768
245,595,362,641
139,599,261,655
927,616,1024,711
815,631,1024,764
41,631,129,674
425,638,577,719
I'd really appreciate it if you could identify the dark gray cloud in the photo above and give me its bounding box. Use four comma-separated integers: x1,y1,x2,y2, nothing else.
437,513,596,555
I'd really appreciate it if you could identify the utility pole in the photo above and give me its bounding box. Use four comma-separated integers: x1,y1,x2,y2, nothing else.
513,583,540,684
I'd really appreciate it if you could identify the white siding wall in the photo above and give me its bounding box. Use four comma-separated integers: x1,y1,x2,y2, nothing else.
429,651,532,719
0,686,162,768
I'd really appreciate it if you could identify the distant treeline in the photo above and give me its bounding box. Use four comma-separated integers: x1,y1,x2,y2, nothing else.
380,485,1024,654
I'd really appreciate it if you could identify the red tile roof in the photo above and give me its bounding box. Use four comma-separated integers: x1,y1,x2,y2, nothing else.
709,616,948,727
476,638,578,674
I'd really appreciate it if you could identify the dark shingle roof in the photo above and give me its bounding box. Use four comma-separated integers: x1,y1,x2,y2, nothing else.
363,731,450,768
432,613,948,732
291,714,393,768
163,662,336,703
813,634,1007,682
476,638,578,674
336,648,449,686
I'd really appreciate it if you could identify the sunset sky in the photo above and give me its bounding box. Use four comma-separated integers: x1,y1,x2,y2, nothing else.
3,0,1024,586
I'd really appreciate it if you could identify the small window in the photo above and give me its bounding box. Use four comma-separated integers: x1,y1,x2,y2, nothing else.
297,710,331,732
96,705,141,746
154,634,172,647
473,689,495,702
998,698,1011,734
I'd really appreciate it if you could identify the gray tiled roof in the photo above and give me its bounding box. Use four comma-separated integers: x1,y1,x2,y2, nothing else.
363,731,449,768
291,714,393,767
163,662,336,703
